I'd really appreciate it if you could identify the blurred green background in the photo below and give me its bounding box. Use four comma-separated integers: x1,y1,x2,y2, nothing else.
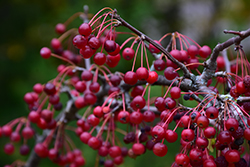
1,0,250,166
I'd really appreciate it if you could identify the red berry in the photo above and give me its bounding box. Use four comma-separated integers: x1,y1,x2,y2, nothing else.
80,45,95,59
154,59,166,71
104,40,117,53
129,112,143,124
146,71,158,84
151,125,165,140
187,45,199,58
55,23,66,34
106,54,121,68
122,47,135,60
225,118,239,132
88,137,101,150
73,35,87,49
225,150,240,163
181,129,195,142
34,143,48,158
117,111,130,124
170,49,182,61
4,143,15,155
143,110,155,122
165,130,178,143
109,146,121,158
88,36,101,50
170,86,181,99
78,23,92,36
40,47,51,59
196,137,208,149
216,56,225,69
189,148,203,161
218,130,232,145
199,45,211,58
204,127,216,138
149,40,161,53
132,143,145,155
136,67,149,81
124,71,138,85
164,67,178,80
175,153,190,167
153,143,168,157
206,106,219,119
197,116,209,129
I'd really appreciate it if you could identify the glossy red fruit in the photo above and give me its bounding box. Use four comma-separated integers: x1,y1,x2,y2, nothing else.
154,97,165,111
236,81,246,94
199,45,211,58
187,45,199,58
170,86,181,99
73,35,87,49
154,59,166,71
244,128,250,140
146,71,158,84
151,125,165,140
34,143,48,158
78,23,92,36
131,96,146,110
4,143,15,155
170,49,182,61
175,153,190,167
153,143,168,157
218,130,232,145
196,137,208,150
104,40,117,53
243,75,250,88
93,52,106,65
225,118,239,132
204,127,216,138
88,137,101,150
143,110,155,122
189,148,203,161
225,150,240,163
109,43,120,56
203,159,216,167
136,67,149,81
87,114,100,126
129,112,143,124
40,47,51,59
197,116,209,129
164,97,176,109
80,132,92,144
98,146,109,157
124,71,138,85
180,50,189,62
165,129,178,143
181,129,195,142
206,106,219,119
80,45,95,59
132,143,145,155
106,54,121,68
109,146,121,158
149,40,161,53
216,56,225,69
55,23,66,34
88,36,101,50
117,111,130,124
122,47,135,60
164,67,178,80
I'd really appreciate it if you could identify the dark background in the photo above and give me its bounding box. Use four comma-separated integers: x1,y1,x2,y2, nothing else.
0,0,250,166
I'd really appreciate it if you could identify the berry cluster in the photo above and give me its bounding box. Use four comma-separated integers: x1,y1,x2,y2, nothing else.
2,6,250,167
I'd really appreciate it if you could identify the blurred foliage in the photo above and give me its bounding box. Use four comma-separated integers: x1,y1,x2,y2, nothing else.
0,0,250,166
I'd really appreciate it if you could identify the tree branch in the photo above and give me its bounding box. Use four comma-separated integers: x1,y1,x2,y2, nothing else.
112,12,194,80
